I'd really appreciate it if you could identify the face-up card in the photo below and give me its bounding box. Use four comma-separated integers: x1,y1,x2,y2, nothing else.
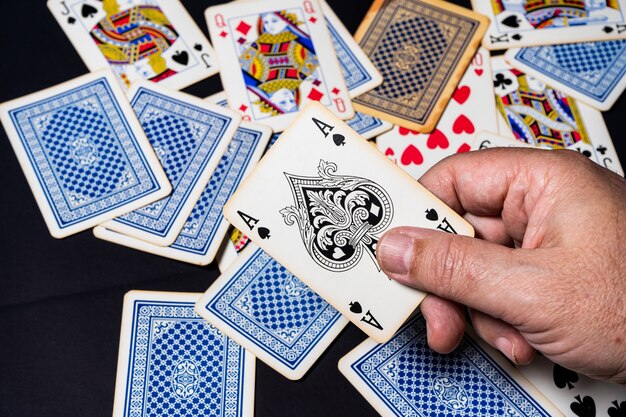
222,102,474,343
472,131,537,151
48,0,218,90
112,291,255,417
196,243,348,380
94,120,271,264
0,69,171,238
377,47,497,180
505,40,626,111
205,0,354,131
473,0,626,50
492,57,624,176
339,313,563,417
352,0,488,133
101,82,241,246
216,231,240,272
518,355,626,417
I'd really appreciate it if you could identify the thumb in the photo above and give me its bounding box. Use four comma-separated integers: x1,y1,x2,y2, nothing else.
376,226,542,321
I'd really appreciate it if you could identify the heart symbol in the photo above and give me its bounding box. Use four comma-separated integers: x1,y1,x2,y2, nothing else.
452,85,470,104
456,143,471,153
452,115,475,134
398,127,419,136
474,68,483,76
427,129,449,150
384,147,395,157
332,247,346,259
349,301,363,314
172,50,189,66
400,145,423,166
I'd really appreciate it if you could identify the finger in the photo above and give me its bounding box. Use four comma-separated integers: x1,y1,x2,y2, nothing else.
469,308,535,365
419,295,466,354
463,213,514,247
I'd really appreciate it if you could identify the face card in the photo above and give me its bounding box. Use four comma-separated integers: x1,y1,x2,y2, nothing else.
94,120,271,264
352,0,488,133
376,47,497,180
101,81,242,246
222,102,474,343
112,291,255,417
205,0,354,131
505,40,626,111
339,314,563,417
518,355,626,417
472,0,626,50
196,243,348,380
216,232,240,272
471,131,537,151
48,0,218,90
0,69,171,238
492,57,624,176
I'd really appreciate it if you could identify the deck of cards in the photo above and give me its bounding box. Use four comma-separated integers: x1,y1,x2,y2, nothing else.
1,0,625,415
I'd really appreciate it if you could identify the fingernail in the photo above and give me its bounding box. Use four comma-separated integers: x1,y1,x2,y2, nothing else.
377,233,413,275
494,337,517,364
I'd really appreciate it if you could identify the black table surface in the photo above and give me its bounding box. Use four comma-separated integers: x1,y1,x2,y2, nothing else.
1,1,624,416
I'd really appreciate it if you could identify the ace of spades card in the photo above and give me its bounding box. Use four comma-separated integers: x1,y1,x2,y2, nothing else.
48,0,218,90
205,0,354,132
223,102,474,343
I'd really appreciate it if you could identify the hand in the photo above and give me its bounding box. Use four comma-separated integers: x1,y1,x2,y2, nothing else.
376,148,626,384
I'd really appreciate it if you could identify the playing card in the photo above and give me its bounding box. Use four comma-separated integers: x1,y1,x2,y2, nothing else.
518,355,626,417
205,0,354,131
112,291,255,417
94,119,271,264
505,40,626,111
377,47,497,180
492,56,624,176
471,131,536,151
48,0,218,90
216,232,240,273
352,0,488,132
0,69,171,238
473,0,626,50
339,314,563,417
101,81,241,246
196,243,348,380
222,101,474,343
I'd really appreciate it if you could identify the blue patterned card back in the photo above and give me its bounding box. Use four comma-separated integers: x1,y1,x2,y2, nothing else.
113,292,254,417
197,245,347,379
1,71,169,238
328,16,374,94
342,314,554,416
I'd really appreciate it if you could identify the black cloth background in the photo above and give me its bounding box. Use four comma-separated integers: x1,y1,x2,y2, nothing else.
0,1,624,416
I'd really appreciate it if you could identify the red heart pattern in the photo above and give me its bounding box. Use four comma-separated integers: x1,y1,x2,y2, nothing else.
452,85,470,105
400,144,423,166
398,127,419,136
456,143,471,153
385,147,395,157
427,129,449,150
474,69,483,76
452,114,475,134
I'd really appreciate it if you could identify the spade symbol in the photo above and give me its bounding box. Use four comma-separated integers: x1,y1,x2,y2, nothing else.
604,26,614,33
608,400,626,417
194,43,202,51
570,395,596,417
553,364,578,389
425,208,438,222
501,15,520,28
332,133,345,146
349,301,363,314
68,16,76,24
511,33,522,41
81,4,98,18
257,227,271,239
172,51,189,66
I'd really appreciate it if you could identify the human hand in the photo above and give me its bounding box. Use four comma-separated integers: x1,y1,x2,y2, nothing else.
376,148,626,384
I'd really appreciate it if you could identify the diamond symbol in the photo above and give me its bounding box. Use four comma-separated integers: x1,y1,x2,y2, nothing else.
312,79,321,86
307,88,323,101
219,31,228,38
309,16,317,23
236,20,252,35
239,104,248,112
237,37,246,44
332,87,340,95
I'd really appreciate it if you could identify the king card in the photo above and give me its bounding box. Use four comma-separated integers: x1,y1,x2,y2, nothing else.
339,314,563,417
205,0,354,131
0,69,171,238
352,0,488,133
112,291,255,417
492,57,624,176
505,40,626,111
48,0,218,90
196,243,349,380
222,102,474,343
473,0,626,50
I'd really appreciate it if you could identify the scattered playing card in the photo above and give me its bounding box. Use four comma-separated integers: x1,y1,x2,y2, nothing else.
196,243,349,380
473,0,626,50
112,291,255,417
353,0,488,132
101,81,242,246
339,314,563,417
492,57,624,176
48,0,219,90
471,131,536,151
377,47,497,180
505,40,626,111
0,69,171,238
94,119,271,264
216,231,240,272
222,101,474,343
205,0,354,131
